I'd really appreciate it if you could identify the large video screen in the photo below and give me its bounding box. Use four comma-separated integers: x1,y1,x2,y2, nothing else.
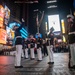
0,5,4,27
0,29,7,44
48,14,61,32
4,5,10,25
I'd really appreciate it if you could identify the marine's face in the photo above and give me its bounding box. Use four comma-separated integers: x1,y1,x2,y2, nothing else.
67,18,73,23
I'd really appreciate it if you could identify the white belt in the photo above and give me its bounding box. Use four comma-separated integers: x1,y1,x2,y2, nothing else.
16,36,22,39
68,32,75,35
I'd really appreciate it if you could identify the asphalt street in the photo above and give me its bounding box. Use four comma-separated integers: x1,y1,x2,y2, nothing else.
0,53,75,75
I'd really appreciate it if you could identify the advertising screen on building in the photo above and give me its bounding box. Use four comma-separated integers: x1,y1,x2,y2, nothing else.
4,5,10,25
6,26,15,40
0,29,7,44
0,5,4,27
48,14,61,32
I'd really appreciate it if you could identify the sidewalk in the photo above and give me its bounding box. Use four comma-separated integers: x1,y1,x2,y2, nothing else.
0,53,75,75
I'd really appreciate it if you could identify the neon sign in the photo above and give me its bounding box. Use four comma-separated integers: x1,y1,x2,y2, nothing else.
0,5,4,27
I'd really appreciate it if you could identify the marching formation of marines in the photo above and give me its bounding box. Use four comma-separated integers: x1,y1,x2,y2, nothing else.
13,21,55,68
11,14,75,69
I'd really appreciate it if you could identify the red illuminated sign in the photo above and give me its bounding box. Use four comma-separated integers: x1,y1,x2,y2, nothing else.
0,29,7,44
0,5,4,27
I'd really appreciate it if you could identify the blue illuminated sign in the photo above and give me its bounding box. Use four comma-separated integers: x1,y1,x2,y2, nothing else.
9,22,28,38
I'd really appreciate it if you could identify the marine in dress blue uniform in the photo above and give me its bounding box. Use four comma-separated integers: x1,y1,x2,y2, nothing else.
13,20,24,68
67,15,75,68
24,38,30,59
30,35,35,60
46,27,54,64
36,37,43,61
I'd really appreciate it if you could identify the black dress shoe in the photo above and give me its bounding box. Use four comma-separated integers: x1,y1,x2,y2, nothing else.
25,58,28,59
48,62,54,64
73,65,75,68
37,60,42,61
15,66,23,68
68,65,75,69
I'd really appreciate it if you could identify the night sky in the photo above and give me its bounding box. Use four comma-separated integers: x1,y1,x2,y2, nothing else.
2,0,74,37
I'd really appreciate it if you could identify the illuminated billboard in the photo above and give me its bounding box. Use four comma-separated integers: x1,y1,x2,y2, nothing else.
48,14,61,32
0,29,7,44
61,19,65,34
0,5,4,27
4,5,10,25
9,22,28,38
6,26,15,40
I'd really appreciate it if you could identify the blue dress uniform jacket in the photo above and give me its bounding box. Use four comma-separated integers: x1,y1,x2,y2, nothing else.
47,32,54,45
15,23,23,45
23,40,30,49
37,37,42,48
68,22,75,44
30,39,35,48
